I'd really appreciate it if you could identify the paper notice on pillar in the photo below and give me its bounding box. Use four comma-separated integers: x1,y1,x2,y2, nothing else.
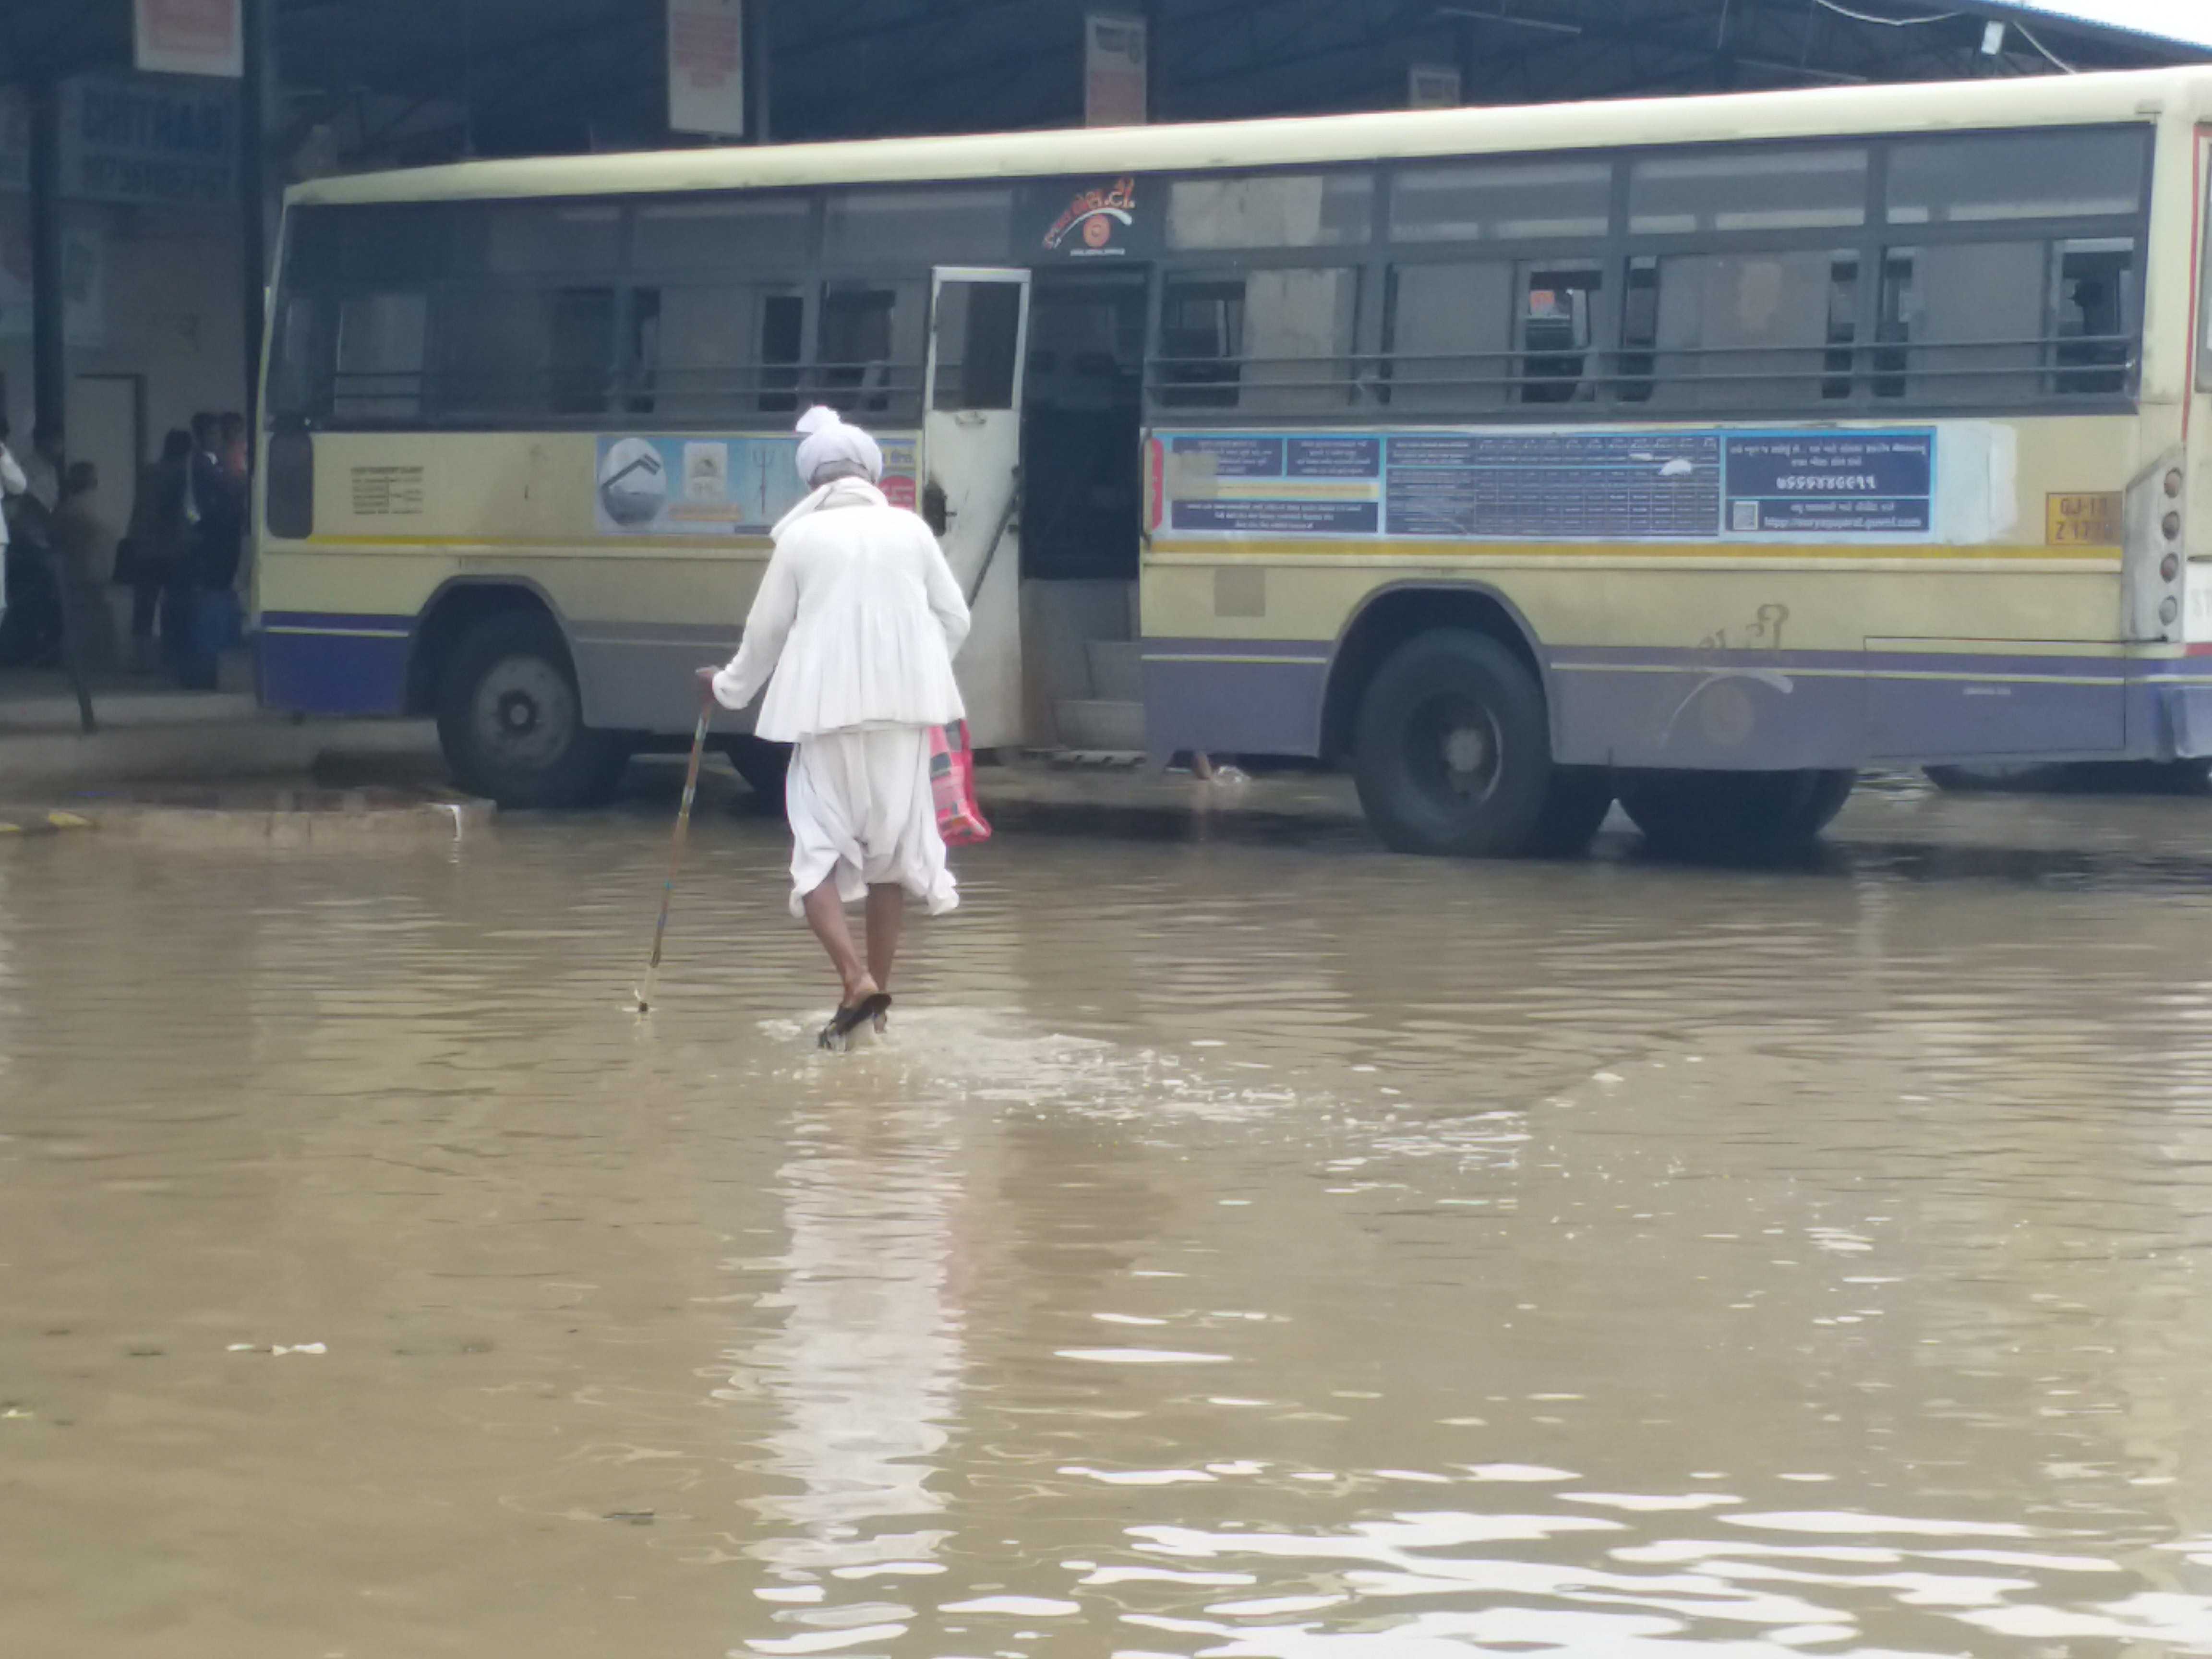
1085,13,1148,128
1408,64,1462,108
134,0,244,79
61,221,108,349
668,0,745,138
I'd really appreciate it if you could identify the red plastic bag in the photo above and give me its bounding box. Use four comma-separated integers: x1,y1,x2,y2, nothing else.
929,721,992,845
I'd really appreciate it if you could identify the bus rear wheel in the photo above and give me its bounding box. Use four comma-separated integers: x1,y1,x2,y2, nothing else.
1618,768,1855,858
436,610,627,808
1530,767,1616,856
723,734,791,812
1352,630,1555,857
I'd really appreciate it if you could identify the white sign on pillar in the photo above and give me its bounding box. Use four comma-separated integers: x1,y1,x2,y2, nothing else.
669,0,747,139
1408,63,1463,108
134,0,244,79
1085,13,1148,128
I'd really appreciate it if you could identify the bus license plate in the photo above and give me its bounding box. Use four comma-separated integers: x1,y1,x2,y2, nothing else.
2046,493,2122,546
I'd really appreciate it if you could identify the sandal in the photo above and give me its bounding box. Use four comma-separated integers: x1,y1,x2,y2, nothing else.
817,992,893,1051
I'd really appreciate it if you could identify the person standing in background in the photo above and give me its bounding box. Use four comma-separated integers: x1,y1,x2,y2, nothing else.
193,419,245,592
23,424,62,512
219,411,251,591
49,461,115,670
187,412,220,529
122,430,192,674
221,412,249,487
0,419,26,637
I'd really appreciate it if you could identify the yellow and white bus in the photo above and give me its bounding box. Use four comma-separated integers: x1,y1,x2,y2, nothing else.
258,67,2212,856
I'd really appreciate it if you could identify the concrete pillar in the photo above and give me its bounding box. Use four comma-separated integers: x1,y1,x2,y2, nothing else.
241,0,279,433
748,0,772,144
27,80,62,449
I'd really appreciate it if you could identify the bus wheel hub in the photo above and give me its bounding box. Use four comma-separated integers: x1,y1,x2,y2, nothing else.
1443,724,1491,778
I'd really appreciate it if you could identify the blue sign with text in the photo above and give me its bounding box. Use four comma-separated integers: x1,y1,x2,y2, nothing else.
1722,431,1935,535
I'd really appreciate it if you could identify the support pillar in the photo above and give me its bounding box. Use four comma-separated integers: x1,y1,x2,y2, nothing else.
241,0,279,435
748,0,772,144
27,81,63,449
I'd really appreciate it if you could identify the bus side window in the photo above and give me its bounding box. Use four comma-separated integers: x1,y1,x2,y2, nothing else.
548,288,617,416
2201,168,2212,394
760,294,805,413
1383,261,1513,413
333,292,427,422
1616,251,1857,409
820,286,919,416
629,283,805,417
1157,277,1242,409
1875,242,2045,405
2052,239,2134,397
1517,264,1603,405
1155,269,1358,413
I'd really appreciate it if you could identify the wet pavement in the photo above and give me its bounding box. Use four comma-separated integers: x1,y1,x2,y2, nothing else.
7,776,2212,1657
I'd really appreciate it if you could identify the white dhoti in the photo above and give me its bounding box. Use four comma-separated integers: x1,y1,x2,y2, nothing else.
785,725,958,920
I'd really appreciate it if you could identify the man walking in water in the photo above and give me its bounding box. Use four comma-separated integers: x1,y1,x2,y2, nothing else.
708,408,972,1048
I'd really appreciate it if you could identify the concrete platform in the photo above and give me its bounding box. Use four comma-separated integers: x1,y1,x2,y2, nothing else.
0,782,492,847
0,680,439,796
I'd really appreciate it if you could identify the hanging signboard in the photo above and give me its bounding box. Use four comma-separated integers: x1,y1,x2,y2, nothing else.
0,88,28,192
668,0,746,139
1409,64,1462,108
1023,174,1157,261
60,75,237,207
134,0,244,79
1085,13,1148,128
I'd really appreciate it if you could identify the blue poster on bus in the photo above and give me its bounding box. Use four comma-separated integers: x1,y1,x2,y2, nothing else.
1721,431,1935,535
594,432,920,536
1150,425,1940,543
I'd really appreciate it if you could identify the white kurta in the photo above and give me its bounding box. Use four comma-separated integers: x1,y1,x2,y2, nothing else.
712,480,971,917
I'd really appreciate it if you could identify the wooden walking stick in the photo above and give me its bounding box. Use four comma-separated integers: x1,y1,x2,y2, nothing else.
636,674,718,1014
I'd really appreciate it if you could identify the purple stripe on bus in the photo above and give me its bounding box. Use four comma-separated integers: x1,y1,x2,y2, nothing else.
1142,636,2212,767
1142,655,1328,761
259,630,411,717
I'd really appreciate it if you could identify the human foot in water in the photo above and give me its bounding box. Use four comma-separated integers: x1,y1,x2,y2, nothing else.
818,979,893,1050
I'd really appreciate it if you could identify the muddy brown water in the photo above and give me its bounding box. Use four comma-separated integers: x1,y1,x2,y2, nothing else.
7,779,2212,1657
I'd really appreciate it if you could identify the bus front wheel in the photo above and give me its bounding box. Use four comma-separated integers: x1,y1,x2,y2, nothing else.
1618,768,1854,858
436,611,627,808
1352,630,1556,858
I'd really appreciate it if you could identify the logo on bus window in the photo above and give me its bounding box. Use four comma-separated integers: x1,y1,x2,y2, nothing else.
1043,176,1139,257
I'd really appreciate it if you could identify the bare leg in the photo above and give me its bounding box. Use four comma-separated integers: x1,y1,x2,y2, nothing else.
865,883,906,995
802,877,878,1007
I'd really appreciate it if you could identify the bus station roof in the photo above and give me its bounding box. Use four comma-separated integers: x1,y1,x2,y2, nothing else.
10,0,2212,170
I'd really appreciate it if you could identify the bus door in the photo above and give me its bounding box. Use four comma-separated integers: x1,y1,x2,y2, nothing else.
922,266,1032,750
2184,125,2212,655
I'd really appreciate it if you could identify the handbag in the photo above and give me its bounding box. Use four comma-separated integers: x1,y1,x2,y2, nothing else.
929,720,992,845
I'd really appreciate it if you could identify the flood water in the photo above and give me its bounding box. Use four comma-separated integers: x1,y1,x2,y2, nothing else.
8,780,2212,1657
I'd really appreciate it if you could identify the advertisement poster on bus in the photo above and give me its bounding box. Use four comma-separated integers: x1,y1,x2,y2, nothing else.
595,432,918,536
1151,426,1939,543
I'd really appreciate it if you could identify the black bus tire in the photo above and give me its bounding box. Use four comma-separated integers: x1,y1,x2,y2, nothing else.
436,610,627,808
1619,768,1855,858
1352,630,1554,858
1529,766,1616,857
724,734,791,812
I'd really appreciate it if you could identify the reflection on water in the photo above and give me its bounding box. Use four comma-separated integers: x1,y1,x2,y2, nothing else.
6,787,2212,1654
735,1102,962,1590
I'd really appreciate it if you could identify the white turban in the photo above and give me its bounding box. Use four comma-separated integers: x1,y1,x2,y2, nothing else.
793,406,883,486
